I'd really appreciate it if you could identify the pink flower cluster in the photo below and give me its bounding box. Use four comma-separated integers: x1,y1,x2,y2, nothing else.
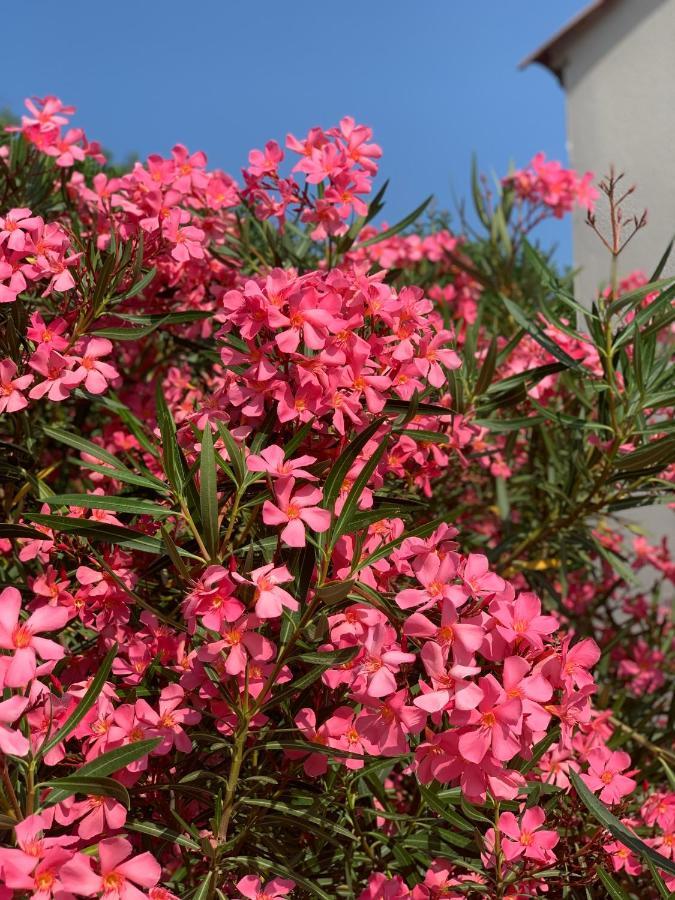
8,95,104,167
242,117,381,237
504,152,598,218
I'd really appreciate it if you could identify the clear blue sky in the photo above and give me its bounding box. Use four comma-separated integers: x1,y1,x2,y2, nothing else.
4,1,589,261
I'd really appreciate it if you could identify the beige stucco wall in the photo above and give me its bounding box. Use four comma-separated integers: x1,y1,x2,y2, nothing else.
550,0,675,545
555,0,675,300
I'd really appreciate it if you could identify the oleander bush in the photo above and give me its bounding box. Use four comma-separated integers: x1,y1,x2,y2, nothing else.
0,96,674,899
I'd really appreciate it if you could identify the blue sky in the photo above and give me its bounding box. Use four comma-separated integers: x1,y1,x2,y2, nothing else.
4,1,588,261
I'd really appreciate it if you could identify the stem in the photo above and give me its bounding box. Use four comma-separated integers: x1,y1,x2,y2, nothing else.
25,761,35,817
0,758,21,820
609,715,675,764
218,488,242,557
179,499,211,561
217,719,250,844
493,801,504,899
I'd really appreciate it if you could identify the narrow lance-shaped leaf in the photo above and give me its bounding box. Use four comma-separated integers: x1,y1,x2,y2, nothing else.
40,776,130,809
44,494,172,518
353,194,432,249
322,417,387,510
199,425,219,560
44,740,161,805
40,643,118,756
569,769,675,876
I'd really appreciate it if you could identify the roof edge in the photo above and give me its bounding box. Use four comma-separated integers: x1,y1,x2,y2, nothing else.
519,0,615,80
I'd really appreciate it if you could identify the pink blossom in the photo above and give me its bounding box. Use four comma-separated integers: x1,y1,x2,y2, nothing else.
491,806,559,864
491,591,557,651
237,875,295,900
581,747,637,805
234,563,298,619
135,684,200,754
0,207,41,252
0,358,34,412
456,675,522,764
28,348,82,402
60,837,161,897
0,695,30,755
71,338,119,394
246,444,317,480
262,477,331,547
0,588,68,687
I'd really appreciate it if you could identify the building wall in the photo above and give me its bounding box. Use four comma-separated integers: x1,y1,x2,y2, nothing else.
558,0,675,300
553,0,675,546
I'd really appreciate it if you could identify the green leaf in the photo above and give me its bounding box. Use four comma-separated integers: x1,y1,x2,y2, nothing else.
223,857,331,900
322,417,387,510
419,785,473,833
471,155,490,227
501,297,583,371
384,398,452,418
25,514,165,555
216,422,246,486
569,769,675,876
518,727,561,773
645,856,673,899
40,644,117,756
651,236,675,281
238,798,357,844
199,426,219,560
474,337,498,396
40,776,130,808
397,429,449,444
44,494,172,518
329,439,389,546
125,820,201,852
69,459,167,493
56,741,160,801
0,524,43,540
354,195,432,249
119,265,157,300
316,580,355,603
596,867,631,900
43,426,133,473
191,872,213,900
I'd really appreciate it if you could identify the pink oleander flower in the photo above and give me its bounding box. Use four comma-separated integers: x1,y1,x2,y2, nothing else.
0,358,34,412
28,348,82,402
454,553,505,603
581,747,637,804
237,875,295,900
135,684,200,754
0,695,30,755
356,689,426,756
2,846,79,897
494,806,559,865
395,552,459,611
355,624,416,697
491,591,557,651
246,444,317,480
71,338,119,394
234,563,298,619
0,587,69,687
413,641,483,714
247,140,284,178
26,311,69,351
163,209,205,262
262,477,331,546
0,207,41,251
60,836,161,898
456,674,522,764
56,794,127,840
603,840,642,875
